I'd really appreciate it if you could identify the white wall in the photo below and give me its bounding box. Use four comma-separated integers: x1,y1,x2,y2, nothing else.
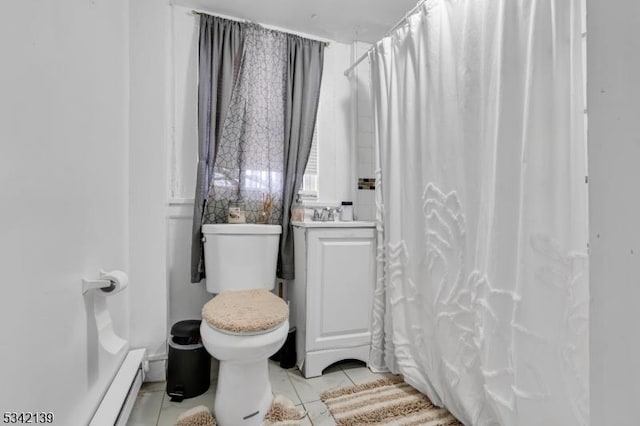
316,42,353,204
129,0,170,381
350,41,376,221
587,0,640,424
0,0,130,423
167,7,210,327
167,6,355,323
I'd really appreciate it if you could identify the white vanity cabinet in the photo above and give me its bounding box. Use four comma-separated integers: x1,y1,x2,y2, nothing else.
290,221,376,378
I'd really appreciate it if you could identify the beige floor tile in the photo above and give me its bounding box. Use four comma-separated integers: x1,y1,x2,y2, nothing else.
126,390,164,426
288,369,353,403
138,381,166,395
342,366,393,385
161,388,215,411
303,400,336,426
269,362,302,405
158,389,215,426
296,403,313,426
157,405,195,426
129,361,377,425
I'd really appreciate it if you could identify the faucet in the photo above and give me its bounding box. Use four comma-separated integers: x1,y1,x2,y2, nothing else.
326,207,335,221
321,207,331,221
312,207,336,221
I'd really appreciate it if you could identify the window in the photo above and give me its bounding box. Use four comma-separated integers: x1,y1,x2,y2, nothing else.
299,125,319,199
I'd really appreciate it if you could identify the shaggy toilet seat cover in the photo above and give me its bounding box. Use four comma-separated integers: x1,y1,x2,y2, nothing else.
202,289,288,334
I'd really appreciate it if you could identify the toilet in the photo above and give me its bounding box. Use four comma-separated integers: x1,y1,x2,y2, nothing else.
200,224,289,426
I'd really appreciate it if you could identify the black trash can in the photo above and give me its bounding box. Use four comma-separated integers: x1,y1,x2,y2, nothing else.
166,320,210,402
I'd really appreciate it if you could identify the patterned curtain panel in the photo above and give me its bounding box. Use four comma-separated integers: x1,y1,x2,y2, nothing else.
203,25,287,225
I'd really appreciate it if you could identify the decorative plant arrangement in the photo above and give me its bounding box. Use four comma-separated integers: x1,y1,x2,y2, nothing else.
257,193,274,224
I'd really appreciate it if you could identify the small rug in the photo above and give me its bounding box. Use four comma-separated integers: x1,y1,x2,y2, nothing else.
175,394,306,426
319,376,462,426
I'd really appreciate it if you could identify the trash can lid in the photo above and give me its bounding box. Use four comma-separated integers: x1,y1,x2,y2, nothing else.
170,319,202,338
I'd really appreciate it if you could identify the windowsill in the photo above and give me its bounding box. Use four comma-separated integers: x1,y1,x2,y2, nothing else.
300,200,341,208
292,220,375,228
167,197,342,208
168,198,195,205
297,191,318,201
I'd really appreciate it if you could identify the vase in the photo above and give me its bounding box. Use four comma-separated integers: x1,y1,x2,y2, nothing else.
256,211,270,224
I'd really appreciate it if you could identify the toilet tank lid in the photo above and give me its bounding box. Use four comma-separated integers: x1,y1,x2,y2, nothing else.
202,224,282,235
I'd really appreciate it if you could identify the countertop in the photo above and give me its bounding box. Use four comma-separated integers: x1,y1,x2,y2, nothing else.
291,220,375,228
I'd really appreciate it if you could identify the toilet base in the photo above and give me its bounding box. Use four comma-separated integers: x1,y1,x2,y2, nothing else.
214,358,273,426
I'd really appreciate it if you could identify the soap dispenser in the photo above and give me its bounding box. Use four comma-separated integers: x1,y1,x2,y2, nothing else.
291,195,305,222
339,201,354,221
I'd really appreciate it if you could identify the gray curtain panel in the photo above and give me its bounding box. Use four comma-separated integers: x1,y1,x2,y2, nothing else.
278,36,325,280
191,15,244,283
193,15,324,282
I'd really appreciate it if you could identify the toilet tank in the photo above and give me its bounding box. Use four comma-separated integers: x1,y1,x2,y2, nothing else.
201,224,282,294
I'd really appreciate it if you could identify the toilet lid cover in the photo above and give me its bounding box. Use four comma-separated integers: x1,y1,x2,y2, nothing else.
202,289,288,334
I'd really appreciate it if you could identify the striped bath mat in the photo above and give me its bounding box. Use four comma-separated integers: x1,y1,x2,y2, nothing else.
320,376,462,425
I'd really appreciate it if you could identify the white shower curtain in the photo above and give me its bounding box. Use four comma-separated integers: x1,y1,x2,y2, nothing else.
369,1,588,425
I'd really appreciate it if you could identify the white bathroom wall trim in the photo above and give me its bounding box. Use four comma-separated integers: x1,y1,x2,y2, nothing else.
169,198,196,205
145,359,168,383
168,202,194,219
89,348,146,426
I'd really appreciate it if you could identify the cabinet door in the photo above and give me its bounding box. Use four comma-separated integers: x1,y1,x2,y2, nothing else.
306,228,376,351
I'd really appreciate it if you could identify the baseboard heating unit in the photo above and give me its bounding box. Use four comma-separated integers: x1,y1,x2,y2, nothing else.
90,348,147,426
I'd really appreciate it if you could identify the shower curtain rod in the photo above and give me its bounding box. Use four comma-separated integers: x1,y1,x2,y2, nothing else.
343,0,427,76
191,9,331,47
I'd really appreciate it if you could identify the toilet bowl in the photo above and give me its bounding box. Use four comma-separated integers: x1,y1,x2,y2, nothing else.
200,224,286,426
200,319,289,425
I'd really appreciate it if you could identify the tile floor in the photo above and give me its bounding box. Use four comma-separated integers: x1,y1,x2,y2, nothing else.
127,359,392,426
